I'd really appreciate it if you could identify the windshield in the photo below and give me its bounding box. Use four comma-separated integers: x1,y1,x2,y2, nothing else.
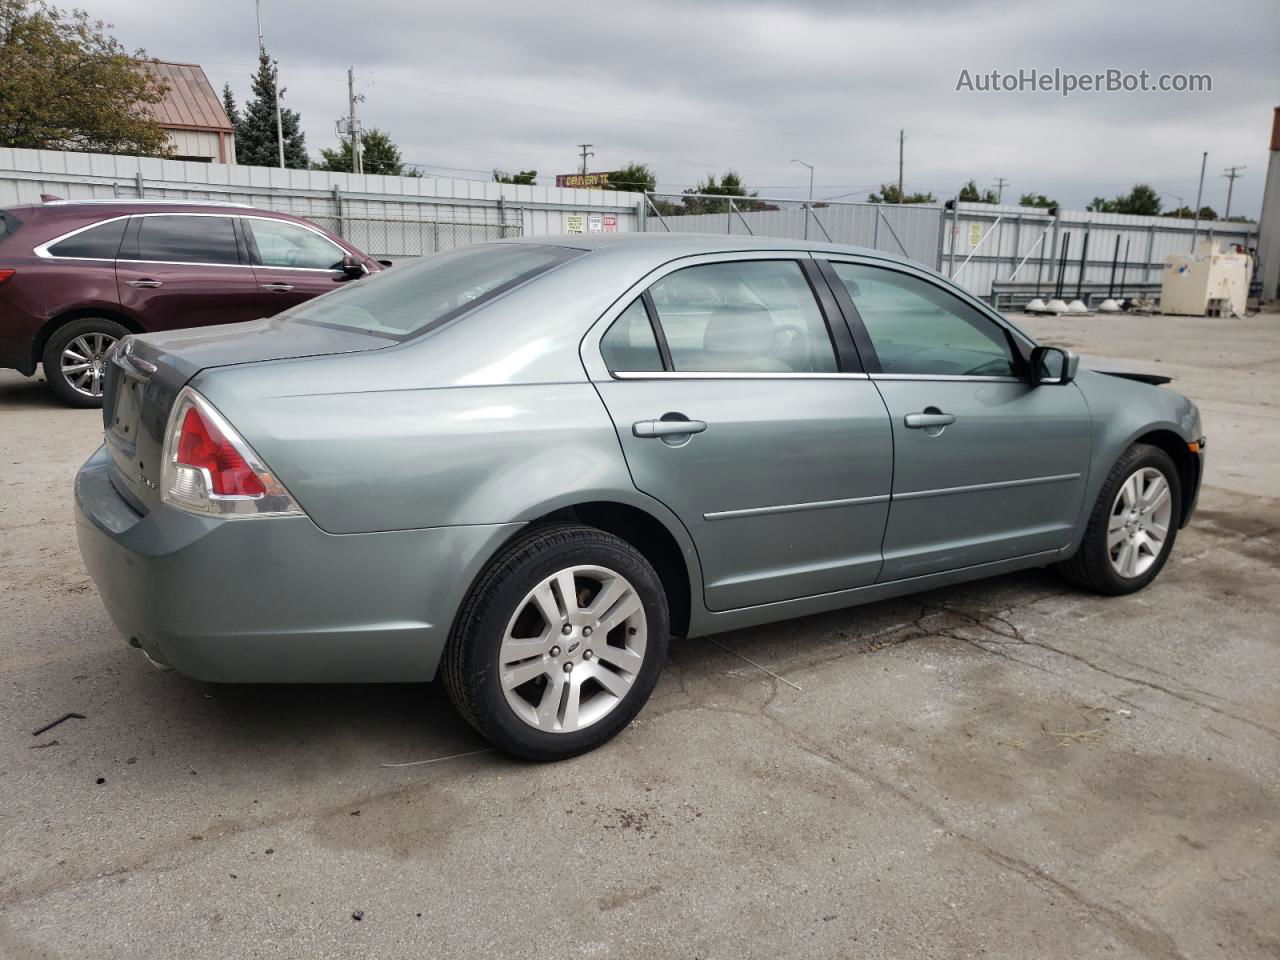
283,243,582,339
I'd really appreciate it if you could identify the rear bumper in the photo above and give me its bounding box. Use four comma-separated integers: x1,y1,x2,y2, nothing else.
74,444,521,682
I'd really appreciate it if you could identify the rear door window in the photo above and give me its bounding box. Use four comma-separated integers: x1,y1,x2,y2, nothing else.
600,298,665,372
45,218,126,260
130,215,241,265
647,260,837,373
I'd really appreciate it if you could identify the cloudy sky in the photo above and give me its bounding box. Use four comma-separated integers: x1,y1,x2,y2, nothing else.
105,0,1277,215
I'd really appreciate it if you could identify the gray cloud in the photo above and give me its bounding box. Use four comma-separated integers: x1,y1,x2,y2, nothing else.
104,0,1278,214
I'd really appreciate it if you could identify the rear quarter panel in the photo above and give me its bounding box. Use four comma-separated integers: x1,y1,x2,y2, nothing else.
194,351,661,536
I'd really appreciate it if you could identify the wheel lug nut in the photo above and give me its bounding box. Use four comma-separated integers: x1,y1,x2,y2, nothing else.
550,646,560,657
583,649,593,660
563,662,573,673
582,626,592,637
561,624,572,636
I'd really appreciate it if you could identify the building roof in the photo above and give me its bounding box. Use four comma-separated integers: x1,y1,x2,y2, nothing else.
139,61,233,133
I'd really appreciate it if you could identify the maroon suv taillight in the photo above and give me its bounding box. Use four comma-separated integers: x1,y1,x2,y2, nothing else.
0,269,14,284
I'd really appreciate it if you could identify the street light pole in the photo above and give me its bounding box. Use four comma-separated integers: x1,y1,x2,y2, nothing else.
256,0,285,168
792,159,814,240
1191,151,1207,252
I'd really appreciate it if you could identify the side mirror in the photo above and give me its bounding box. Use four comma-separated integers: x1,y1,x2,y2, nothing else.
1030,345,1078,385
340,254,366,279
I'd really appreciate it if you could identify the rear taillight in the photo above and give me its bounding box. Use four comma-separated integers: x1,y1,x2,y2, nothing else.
0,269,14,284
161,387,302,518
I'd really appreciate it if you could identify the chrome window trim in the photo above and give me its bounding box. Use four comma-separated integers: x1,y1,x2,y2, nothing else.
869,373,1023,383
895,472,1082,502
32,215,130,260
35,211,345,271
610,371,870,381
704,493,890,522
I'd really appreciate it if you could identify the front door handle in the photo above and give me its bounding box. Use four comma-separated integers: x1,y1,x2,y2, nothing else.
633,418,707,438
262,282,294,293
904,411,956,429
126,278,163,288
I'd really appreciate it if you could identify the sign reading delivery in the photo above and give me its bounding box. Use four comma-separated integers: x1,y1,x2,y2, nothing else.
555,172,618,188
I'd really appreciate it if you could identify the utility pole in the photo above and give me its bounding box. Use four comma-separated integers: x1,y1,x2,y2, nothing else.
1191,150,1207,252
792,159,814,240
994,177,1009,204
897,130,904,200
255,0,285,168
577,143,594,176
347,67,362,175
1221,165,1246,221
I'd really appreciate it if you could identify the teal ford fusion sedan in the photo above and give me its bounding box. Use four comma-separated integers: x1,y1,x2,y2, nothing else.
75,234,1204,759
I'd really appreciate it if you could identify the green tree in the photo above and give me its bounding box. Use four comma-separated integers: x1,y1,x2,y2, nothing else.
685,171,775,213
958,179,998,203
236,48,307,168
1087,183,1162,216
1019,192,1058,209
493,168,537,184
221,82,240,129
0,0,171,155
1165,205,1218,221
318,128,412,176
867,183,936,204
606,162,656,193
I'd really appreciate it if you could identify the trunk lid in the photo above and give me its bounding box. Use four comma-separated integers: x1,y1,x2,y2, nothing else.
101,317,395,512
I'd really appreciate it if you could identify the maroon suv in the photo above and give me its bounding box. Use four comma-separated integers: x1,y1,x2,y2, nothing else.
0,199,382,406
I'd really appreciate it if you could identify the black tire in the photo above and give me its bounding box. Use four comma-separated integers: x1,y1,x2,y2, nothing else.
1057,443,1182,595
441,523,670,761
42,317,129,408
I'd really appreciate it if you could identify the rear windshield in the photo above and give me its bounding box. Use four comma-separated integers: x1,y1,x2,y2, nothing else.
0,209,23,241
283,243,582,339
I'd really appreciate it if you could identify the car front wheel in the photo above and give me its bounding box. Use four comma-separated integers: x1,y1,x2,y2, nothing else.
1058,443,1182,595
42,317,128,408
441,523,669,760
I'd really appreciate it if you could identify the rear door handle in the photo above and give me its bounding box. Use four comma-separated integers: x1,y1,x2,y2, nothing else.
904,411,956,428
262,282,294,293
633,418,707,438
126,278,162,288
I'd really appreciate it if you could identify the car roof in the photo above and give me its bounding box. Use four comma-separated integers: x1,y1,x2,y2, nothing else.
501,231,921,270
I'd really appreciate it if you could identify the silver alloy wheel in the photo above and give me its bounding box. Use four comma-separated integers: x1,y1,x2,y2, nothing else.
498,564,647,733
60,332,118,398
1108,466,1174,578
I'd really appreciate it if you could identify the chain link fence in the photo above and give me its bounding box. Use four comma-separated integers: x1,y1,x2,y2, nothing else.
644,193,944,269
306,214,523,261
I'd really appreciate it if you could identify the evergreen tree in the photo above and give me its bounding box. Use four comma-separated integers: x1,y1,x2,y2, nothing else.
236,48,306,168
221,83,240,128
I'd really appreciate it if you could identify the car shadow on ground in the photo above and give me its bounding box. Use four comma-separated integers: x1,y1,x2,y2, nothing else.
0,372,65,410
82,568,1064,778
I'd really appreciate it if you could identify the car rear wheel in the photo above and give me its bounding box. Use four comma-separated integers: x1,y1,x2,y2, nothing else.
42,318,128,408
1057,443,1181,595
441,523,669,761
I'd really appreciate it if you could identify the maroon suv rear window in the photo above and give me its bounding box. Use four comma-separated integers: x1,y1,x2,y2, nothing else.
0,210,22,241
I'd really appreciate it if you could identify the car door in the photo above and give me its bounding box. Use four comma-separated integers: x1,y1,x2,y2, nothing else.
585,253,894,612
819,258,1092,582
116,214,263,331
241,215,359,312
